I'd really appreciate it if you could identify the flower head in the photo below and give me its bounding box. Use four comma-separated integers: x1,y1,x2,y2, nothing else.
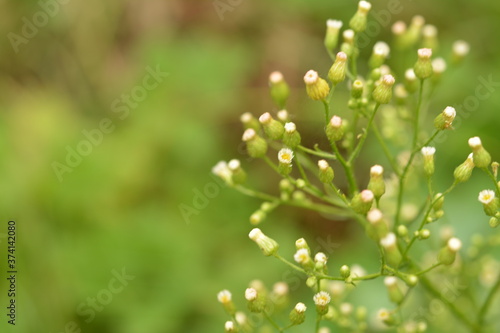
269,71,284,84
245,288,258,301
218,290,232,304
421,146,436,157
278,148,294,164
294,248,310,264
478,190,495,205
295,302,307,313
313,291,331,306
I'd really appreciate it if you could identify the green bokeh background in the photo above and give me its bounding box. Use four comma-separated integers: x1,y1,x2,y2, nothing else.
0,0,499,332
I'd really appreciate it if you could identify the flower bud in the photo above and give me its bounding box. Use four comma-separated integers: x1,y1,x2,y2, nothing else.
369,41,390,68
351,80,364,99
295,237,310,252
380,233,402,267
377,308,397,326
422,24,438,51
294,248,315,271
340,30,355,57
278,148,294,175
454,153,475,183
401,15,425,49
340,265,351,279
452,40,470,64
245,287,265,313
249,228,279,256
368,165,386,200
328,52,348,85
366,209,389,240
434,106,456,130
468,137,491,168
318,159,334,183
384,276,404,304
392,20,407,48
304,70,330,101
240,112,260,131
349,1,372,33
414,48,433,80
416,229,431,240
432,58,447,82
277,109,290,123
489,216,500,228
350,190,374,215
313,291,331,315
324,20,343,54
326,115,345,142
421,146,436,176
250,210,266,225
438,237,462,265
478,190,499,217
373,74,395,104
283,122,301,148
269,71,290,108
289,302,307,325
397,225,408,238
224,321,238,332
432,193,445,211
218,290,236,315
259,112,284,140
315,252,328,274
228,159,246,185
212,161,233,186
242,129,268,158
404,68,418,93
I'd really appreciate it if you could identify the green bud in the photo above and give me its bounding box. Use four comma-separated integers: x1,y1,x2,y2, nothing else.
240,112,260,131
289,303,307,325
438,237,462,265
280,179,294,193
326,115,345,142
422,24,438,50
350,190,374,215
269,71,290,108
366,209,389,240
328,51,348,85
306,276,317,288
454,153,475,183
404,68,418,93
351,80,364,99
384,276,404,304
249,228,279,256
369,42,390,68
402,274,418,287
414,48,433,79
245,288,265,313
259,112,284,140
421,146,436,177
468,137,491,168
324,20,343,54
304,70,330,101
295,238,311,252
377,308,397,326
283,122,301,148
228,159,246,185
349,1,372,33
367,165,386,199
242,129,268,158
380,233,402,267
434,106,456,130
373,74,395,104
340,265,351,279
417,229,431,240
400,15,425,49
314,252,328,274
397,225,408,238
318,159,334,183
250,210,266,225
489,216,500,228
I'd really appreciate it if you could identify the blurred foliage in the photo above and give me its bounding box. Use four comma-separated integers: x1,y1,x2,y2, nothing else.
0,0,498,332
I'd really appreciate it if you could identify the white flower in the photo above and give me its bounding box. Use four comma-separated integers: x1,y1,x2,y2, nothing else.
212,161,233,183
343,29,355,42
330,115,342,128
228,159,241,171
373,41,390,57
405,68,416,81
392,21,406,35
380,233,397,248
432,58,447,74
358,1,372,13
443,106,456,119
351,264,366,278
336,51,348,61
249,228,263,241
245,288,258,301
318,159,330,171
421,146,436,156
326,19,343,29
367,209,383,224
315,252,328,264
295,302,307,313
468,136,482,149
478,190,495,204
340,302,353,315
360,189,374,202
377,308,390,320
295,238,307,248
284,122,296,133
447,237,462,252
384,276,397,287
242,128,256,141
294,248,310,264
381,74,395,85
240,112,253,123
224,321,235,331
235,312,247,325
453,40,470,57
259,112,272,124
269,71,284,84
278,148,294,164
370,164,384,176
273,282,289,296
422,24,437,38
218,290,232,304
304,70,319,84
277,109,289,121
313,291,331,306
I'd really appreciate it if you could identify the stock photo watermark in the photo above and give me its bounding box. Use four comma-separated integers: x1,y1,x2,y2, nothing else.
54,267,135,333
213,0,245,21
51,65,168,182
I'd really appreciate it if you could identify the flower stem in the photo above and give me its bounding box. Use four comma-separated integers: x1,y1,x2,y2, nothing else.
412,79,425,149
330,142,358,195
298,145,337,160
477,272,500,327
348,103,381,165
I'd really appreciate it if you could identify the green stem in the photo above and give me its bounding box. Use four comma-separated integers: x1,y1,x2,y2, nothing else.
416,262,441,276
298,145,337,160
483,167,500,194
477,273,500,327
234,185,279,201
394,130,440,228
330,142,358,195
348,103,381,165
295,154,310,185
322,100,330,125
273,254,308,275
263,311,281,331
412,79,425,149
371,122,401,176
